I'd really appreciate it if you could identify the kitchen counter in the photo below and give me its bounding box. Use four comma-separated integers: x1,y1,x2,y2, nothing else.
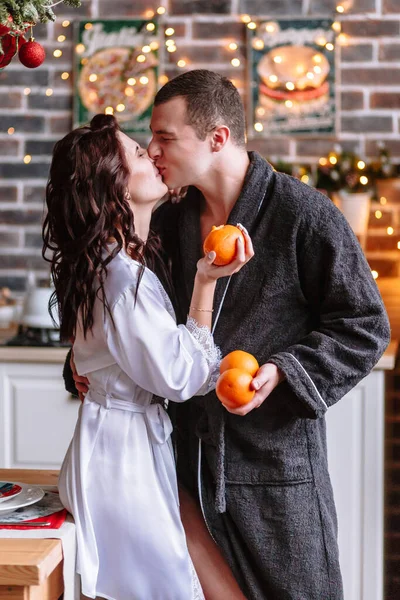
0,469,64,600
0,346,69,363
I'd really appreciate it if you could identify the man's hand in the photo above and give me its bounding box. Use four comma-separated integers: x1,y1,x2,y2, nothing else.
70,349,89,402
223,363,285,416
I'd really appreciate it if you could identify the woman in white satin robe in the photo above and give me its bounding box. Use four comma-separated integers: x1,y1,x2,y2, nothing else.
43,114,253,600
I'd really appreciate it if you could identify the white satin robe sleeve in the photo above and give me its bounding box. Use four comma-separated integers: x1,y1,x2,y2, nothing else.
105,274,221,402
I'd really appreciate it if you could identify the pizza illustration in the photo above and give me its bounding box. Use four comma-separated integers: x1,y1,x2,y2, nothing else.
78,47,158,121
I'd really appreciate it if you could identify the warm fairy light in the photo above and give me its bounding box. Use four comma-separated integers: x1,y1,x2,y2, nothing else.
105,106,114,114
89,91,97,101
76,44,85,54
167,45,176,53
286,82,295,91
150,41,159,50
336,5,345,13
332,21,341,33
387,227,394,235
247,22,257,30
313,54,322,63
177,59,187,68
380,196,387,205
301,175,309,184
57,35,66,42
325,43,334,51
360,175,368,185
137,54,146,62
166,39,175,46
24,155,31,164
372,270,378,279
146,23,156,32
89,73,98,82
256,107,266,117
165,27,175,36
265,22,277,33
61,72,69,80
84,23,93,30
397,242,400,250
53,49,62,58
142,45,151,53
159,74,169,85
273,56,282,64
116,104,125,112
24,87,31,95
307,72,315,79
157,6,166,14
145,9,155,18
7,127,14,135
81,58,88,65
231,58,241,67
46,88,53,96
314,66,322,74
285,100,293,108
229,42,238,51
127,77,136,85
253,39,265,50
375,210,382,219
125,87,134,96
269,74,278,83
139,76,149,84
240,14,251,24
254,122,263,132
329,156,337,165
62,20,70,27
357,160,366,170
319,157,328,166
338,33,348,45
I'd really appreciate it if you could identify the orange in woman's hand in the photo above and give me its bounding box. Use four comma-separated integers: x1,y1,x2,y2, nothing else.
216,368,255,408
220,350,259,377
203,224,244,266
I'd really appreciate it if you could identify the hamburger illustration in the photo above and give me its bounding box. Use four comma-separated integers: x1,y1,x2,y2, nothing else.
257,44,330,109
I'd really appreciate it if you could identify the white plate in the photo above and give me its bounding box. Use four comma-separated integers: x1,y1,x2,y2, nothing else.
0,482,22,503
0,484,44,517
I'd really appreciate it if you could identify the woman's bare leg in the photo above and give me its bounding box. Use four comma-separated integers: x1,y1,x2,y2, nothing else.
179,485,247,600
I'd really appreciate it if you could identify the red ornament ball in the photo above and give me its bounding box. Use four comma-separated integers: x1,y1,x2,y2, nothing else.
0,15,13,37
18,39,45,68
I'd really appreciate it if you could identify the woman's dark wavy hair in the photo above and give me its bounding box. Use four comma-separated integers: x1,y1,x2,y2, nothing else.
42,114,168,342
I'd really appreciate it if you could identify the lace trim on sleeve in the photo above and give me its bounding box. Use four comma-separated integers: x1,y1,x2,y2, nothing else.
186,316,221,395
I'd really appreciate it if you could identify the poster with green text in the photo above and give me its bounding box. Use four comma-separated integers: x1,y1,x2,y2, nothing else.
74,19,162,134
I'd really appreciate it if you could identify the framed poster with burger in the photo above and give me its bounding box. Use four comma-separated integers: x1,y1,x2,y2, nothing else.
73,19,162,134
247,18,336,137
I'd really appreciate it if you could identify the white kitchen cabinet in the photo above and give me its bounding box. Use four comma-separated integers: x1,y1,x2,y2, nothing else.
0,349,80,469
326,342,397,600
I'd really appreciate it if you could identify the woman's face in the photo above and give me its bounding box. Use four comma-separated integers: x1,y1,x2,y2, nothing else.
118,132,168,205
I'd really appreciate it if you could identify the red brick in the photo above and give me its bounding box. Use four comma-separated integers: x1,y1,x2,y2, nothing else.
0,140,19,156
366,235,399,251
341,91,364,111
171,0,230,15
0,187,17,203
0,231,20,247
341,68,400,86
379,43,400,61
166,44,234,64
24,186,46,203
366,140,400,158
49,115,73,135
0,210,42,225
342,115,393,133
341,44,373,62
0,93,22,109
342,20,400,37
247,138,290,157
295,139,358,158
367,259,398,277
371,93,400,109
193,21,245,40
98,1,161,16
383,0,400,13
0,255,45,269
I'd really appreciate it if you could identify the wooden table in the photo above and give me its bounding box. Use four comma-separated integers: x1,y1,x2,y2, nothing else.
0,470,64,600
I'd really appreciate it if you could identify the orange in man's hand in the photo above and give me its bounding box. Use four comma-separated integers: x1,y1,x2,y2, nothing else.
203,224,244,266
216,368,255,409
220,350,259,378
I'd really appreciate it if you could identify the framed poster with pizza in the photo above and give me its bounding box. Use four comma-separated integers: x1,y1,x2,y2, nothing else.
73,19,162,134
247,19,336,137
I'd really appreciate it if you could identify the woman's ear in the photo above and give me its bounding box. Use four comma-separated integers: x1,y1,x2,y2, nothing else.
210,126,230,152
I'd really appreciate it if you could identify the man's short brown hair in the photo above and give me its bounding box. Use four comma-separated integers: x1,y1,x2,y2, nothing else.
154,69,246,148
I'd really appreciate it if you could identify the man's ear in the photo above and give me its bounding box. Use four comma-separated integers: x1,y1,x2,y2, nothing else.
210,125,230,152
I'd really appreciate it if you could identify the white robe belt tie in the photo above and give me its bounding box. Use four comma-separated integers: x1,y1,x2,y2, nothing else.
87,390,173,445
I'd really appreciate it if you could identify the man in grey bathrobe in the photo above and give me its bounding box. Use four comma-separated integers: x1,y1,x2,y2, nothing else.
65,70,390,599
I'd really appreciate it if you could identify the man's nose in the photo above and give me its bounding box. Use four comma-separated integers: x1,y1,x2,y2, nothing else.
148,137,160,160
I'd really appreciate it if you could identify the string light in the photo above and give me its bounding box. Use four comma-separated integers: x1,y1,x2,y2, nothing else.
53,49,62,58
57,35,66,42
269,74,278,83
24,88,31,95
142,45,151,53
145,9,155,18
286,82,295,90
105,106,114,114
150,41,159,50
228,42,238,51
375,210,382,219
397,242,400,250
380,196,387,205
46,88,53,96
338,33,348,45
139,76,149,84
7,127,14,135
301,175,310,184
159,74,169,85
146,23,156,32
116,104,125,112
231,58,241,67
325,42,334,51
285,100,293,108
319,157,328,166
81,57,88,65
127,78,136,86
76,44,85,54
371,270,378,279
252,39,264,50
387,227,394,235
137,54,146,62
329,156,337,165
89,73,98,82
357,160,366,169
254,122,263,132
165,39,175,46
240,14,251,24
332,21,341,33
336,5,345,13
177,59,186,68
125,87,134,96
165,27,175,36
247,22,257,30
157,6,166,14
360,175,368,185
61,72,69,80
62,20,70,27
265,22,277,33
167,45,176,53
24,155,31,164
84,23,93,30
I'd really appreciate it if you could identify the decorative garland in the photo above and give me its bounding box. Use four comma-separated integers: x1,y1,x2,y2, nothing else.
0,0,81,69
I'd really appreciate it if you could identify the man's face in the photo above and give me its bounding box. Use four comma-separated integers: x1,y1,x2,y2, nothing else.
148,97,213,190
